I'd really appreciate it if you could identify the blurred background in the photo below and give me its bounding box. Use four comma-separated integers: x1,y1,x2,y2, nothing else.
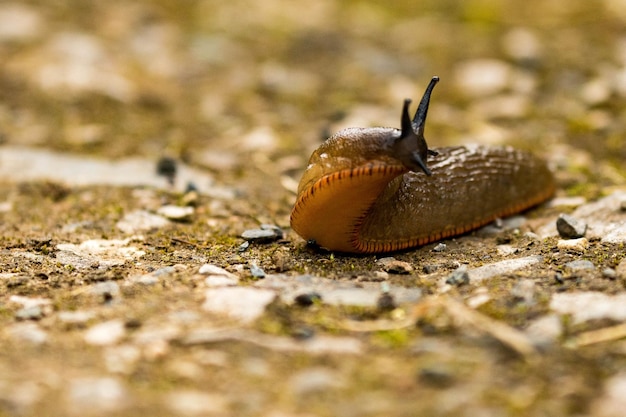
1,0,625,200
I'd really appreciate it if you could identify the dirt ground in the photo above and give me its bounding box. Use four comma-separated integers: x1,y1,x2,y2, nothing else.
1,1,626,416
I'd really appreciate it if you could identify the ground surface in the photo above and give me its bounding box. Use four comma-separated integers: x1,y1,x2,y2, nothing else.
1,1,626,416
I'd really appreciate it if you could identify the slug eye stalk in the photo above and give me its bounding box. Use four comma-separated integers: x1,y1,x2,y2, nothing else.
392,76,439,176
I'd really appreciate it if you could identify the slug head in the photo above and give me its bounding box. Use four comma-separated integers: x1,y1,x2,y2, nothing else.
390,76,439,176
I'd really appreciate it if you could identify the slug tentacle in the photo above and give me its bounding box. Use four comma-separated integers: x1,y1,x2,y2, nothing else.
290,77,555,254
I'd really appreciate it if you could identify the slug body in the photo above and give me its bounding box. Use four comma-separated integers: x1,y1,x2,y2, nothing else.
290,77,555,254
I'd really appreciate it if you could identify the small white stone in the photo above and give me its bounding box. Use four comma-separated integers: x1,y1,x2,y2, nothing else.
496,244,518,256
66,377,127,414
289,367,344,395
467,256,543,282
116,210,170,234
502,27,542,61
454,59,512,96
525,314,563,347
550,292,626,323
164,390,228,416
103,345,141,374
5,322,48,345
580,78,611,105
198,264,237,278
84,320,126,346
157,205,194,221
57,310,95,326
590,371,626,417
0,4,42,41
203,287,276,323
557,237,589,253
205,276,239,287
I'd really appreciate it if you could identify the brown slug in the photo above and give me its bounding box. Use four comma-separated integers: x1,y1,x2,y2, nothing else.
290,76,555,254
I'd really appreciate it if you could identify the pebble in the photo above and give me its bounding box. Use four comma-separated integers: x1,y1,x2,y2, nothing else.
511,279,536,304
103,345,141,374
496,244,518,256
602,268,617,279
289,367,344,396
564,259,596,271
164,390,228,416
524,314,563,347
557,237,589,253
5,322,48,345
468,255,543,282
377,293,396,311
202,287,276,323
90,280,120,300
0,3,42,42
241,224,283,242
198,264,239,286
256,274,422,308
446,267,470,286
502,27,542,61
116,210,170,234
556,213,587,238
156,204,194,221
250,263,266,278
56,238,146,269
591,372,626,417
84,320,126,346
376,257,413,274
454,59,512,96
293,292,322,307
57,310,95,328
15,305,45,321
66,377,127,414
550,292,626,323
432,243,447,252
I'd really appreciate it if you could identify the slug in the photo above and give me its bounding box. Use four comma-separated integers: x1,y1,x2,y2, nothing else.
290,76,555,254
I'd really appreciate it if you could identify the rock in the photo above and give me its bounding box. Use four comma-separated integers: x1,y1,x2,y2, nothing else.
57,310,95,328
564,259,596,272
467,255,543,282
103,345,141,374
198,264,239,286
377,293,396,311
602,268,617,279
294,292,322,307
164,390,228,416
5,322,48,345
241,227,281,243
496,244,518,256
511,279,536,304
446,267,470,286
116,210,170,234
289,367,344,395
0,4,42,42
66,377,127,414
249,263,266,278
590,372,626,417
157,204,194,221
376,257,413,274
56,238,146,269
525,314,563,347
557,237,589,253
550,292,626,323
454,59,512,96
84,320,126,346
15,305,45,321
556,213,587,238
432,243,447,252
90,281,120,300
202,287,276,323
